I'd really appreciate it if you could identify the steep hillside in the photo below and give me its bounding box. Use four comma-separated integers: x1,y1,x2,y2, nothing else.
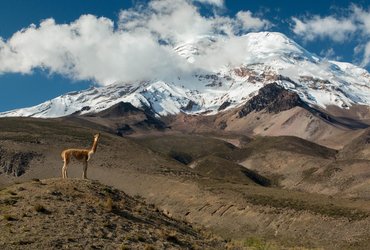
80,101,168,136
339,128,370,160
167,83,368,149
0,179,224,249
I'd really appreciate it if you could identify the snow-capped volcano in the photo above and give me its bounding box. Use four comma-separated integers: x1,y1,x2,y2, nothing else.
1,32,370,118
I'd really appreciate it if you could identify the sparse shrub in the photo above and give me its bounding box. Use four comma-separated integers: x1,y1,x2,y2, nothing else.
7,190,17,196
148,203,155,209
166,233,181,245
34,204,49,214
103,222,111,228
3,197,18,205
244,237,270,250
105,197,113,212
121,244,130,250
137,235,146,242
144,244,156,250
102,187,114,194
3,214,17,221
17,240,33,245
134,194,144,200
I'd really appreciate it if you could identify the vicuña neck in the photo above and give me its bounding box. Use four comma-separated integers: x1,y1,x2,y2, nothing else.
91,138,99,153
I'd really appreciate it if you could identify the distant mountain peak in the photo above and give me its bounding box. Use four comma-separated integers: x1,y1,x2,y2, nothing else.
1,31,370,118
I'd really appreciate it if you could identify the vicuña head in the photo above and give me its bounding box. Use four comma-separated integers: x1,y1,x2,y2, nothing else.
61,133,101,179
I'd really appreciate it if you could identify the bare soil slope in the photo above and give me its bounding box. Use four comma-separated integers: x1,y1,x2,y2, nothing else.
0,178,224,249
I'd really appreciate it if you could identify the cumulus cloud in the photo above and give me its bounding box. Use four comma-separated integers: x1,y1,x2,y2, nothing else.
351,5,370,35
351,5,370,66
0,15,189,84
291,4,370,67
236,11,271,31
291,16,356,42
119,0,269,45
0,0,270,85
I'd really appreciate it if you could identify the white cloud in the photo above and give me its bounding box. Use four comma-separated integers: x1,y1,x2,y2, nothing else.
0,0,271,85
291,5,370,67
0,15,190,85
120,0,215,45
351,5,370,35
351,5,370,66
236,11,271,31
291,16,356,42
319,48,342,61
192,0,224,7
361,42,370,66
119,0,269,44
320,48,334,59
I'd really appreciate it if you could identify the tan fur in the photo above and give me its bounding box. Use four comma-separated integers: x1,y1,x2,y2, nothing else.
61,133,100,179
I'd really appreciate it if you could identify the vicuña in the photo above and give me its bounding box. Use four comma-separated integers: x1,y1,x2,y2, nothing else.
61,133,100,179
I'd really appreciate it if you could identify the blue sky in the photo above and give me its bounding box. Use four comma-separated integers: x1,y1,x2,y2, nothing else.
0,0,369,112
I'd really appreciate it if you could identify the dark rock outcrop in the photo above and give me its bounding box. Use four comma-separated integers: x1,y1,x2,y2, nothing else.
218,101,231,111
96,102,143,118
238,83,303,117
181,100,197,112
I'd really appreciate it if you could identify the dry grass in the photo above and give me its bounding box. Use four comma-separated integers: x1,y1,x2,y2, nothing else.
0,179,225,249
2,214,17,221
105,197,113,212
33,204,49,214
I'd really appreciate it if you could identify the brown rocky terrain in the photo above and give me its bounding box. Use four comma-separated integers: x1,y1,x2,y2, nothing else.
0,178,225,249
0,95,370,249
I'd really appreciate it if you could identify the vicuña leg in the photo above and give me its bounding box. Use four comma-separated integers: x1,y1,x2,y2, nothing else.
82,161,88,179
62,157,69,179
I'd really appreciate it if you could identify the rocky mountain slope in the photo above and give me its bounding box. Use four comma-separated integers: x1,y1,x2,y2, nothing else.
0,178,224,249
1,32,370,120
166,83,369,149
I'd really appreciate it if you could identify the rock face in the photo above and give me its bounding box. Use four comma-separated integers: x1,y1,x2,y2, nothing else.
0,148,41,177
238,83,303,117
94,102,144,118
218,101,231,111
